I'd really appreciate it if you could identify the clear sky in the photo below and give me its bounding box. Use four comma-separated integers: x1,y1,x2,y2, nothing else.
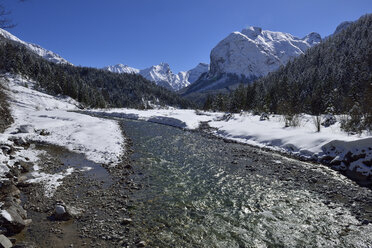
4,0,372,72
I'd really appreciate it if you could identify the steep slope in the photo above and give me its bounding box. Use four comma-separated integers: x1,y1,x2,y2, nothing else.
105,62,209,91
178,63,209,86
0,28,70,64
209,27,321,78
182,27,321,98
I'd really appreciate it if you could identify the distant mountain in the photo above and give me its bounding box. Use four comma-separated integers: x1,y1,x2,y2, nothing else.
103,64,139,74
104,62,209,91
0,28,70,64
182,27,321,98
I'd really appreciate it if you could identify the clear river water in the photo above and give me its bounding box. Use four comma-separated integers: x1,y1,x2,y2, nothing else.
120,119,372,248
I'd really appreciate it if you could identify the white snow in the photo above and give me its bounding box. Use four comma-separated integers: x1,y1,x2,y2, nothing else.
0,210,13,222
27,168,74,197
0,74,125,195
104,64,140,74
3,74,125,166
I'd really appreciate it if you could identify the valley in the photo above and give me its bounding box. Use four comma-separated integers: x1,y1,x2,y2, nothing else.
0,4,371,248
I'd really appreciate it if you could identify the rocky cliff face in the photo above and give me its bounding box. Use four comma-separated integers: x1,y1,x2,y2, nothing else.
208,26,321,79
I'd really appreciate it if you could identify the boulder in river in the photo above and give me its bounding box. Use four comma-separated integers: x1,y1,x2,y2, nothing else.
53,201,82,221
54,201,70,221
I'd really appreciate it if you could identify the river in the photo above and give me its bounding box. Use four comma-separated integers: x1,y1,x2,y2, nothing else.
119,119,372,248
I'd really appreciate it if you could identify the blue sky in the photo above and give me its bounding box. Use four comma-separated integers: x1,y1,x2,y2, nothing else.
4,0,372,72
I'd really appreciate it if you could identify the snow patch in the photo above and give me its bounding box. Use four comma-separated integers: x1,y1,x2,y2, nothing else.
27,167,74,197
0,210,13,222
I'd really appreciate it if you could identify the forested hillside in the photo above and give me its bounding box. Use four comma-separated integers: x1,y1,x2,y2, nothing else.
0,36,191,109
204,14,372,132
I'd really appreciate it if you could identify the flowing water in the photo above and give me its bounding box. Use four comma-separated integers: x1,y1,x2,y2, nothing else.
121,119,372,248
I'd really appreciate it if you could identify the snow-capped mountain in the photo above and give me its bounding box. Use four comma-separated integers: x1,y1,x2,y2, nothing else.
0,28,70,64
179,63,209,85
208,26,321,79
105,62,209,91
103,64,139,74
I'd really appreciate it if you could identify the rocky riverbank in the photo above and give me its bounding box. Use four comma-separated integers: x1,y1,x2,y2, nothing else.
0,137,34,247
0,125,145,247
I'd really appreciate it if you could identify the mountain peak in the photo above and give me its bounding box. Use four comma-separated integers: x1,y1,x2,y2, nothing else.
302,32,322,45
208,26,321,80
104,64,139,74
104,62,208,91
241,26,263,38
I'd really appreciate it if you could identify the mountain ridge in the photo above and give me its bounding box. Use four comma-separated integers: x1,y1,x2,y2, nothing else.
104,62,209,91
0,28,70,64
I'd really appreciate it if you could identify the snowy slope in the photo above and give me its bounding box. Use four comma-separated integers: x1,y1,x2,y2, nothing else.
209,26,321,78
105,63,209,91
0,28,70,64
2,74,124,165
0,74,125,196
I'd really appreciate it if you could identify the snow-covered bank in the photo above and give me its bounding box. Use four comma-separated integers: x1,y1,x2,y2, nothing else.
0,74,125,195
3,74,125,166
88,108,372,185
